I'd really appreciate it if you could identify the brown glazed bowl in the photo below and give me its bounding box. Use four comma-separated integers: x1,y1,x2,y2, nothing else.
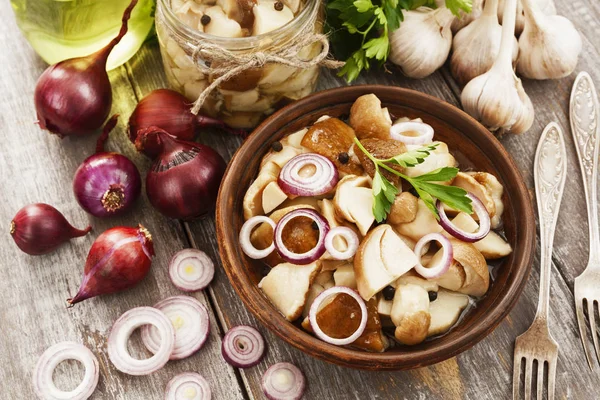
216,85,535,370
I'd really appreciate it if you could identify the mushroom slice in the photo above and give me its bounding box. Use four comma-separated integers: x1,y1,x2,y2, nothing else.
204,6,244,37
260,143,302,169
395,199,442,241
427,290,470,337
259,261,321,321
278,195,320,211
321,259,347,271
390,283,430,345
387,192,419,225
333,263,357,289
252,0,294,35
262,181,288,214
319,199,360,259
282,0,300,13
217,0,256,29
280,128,308,149
302,283,325,318
431,240,489,297
314,270,334,287
354,138,406,185
449,213,512,259
349,94,392,139
402,142,458,179
354,225,418,301
333,175,375,236
395,270,439,292
452,172,496,217
467,172,505,228
377,295,393,317
243,168,279,219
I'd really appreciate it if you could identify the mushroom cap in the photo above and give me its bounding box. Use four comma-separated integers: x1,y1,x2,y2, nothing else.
333,175,375,236
387,192,419,225
349,94,392,139
395,199,442,241
467,171,505,228
354,138,407,185
394,311,431,345
452,172,496,217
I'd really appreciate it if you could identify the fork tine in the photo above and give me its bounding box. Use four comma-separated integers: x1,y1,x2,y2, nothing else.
576,298,596,370
548,359,557,400
536,360,544,400
588,300,600,366
512,355,522,400
523,358,532,400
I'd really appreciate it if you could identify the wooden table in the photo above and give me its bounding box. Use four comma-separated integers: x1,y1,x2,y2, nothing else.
2,0,599,398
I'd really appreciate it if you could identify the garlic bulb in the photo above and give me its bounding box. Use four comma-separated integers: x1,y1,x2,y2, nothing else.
516,0,582,79
451,0,484,33
389,7,455,79
461,0,534,134
498,0,556,36
450,0,518,85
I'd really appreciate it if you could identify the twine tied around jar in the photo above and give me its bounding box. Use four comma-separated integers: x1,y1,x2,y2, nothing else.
180,32,344,114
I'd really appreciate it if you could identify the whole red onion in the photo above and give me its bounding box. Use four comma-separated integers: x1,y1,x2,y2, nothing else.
73,115,141,217
129,89,245,158
10,203,91,255
34,0,137,137
141,127,226,220
68,225,154,306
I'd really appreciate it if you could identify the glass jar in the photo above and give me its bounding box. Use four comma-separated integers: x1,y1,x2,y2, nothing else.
155,0,323,128
11,0,155,70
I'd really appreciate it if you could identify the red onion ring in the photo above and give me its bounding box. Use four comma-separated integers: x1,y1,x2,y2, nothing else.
165,372,211,400
390,121,434,145
413,233,453,279
222,325,266,368
107,307,175,375
308,286,368,346
169,249,215,292
141,296,209,361
274,208,329,265
240,216,276,259
261,362,306,400
324,227,359,260
33,342,99,400
437,193,491,242
278,153,339,197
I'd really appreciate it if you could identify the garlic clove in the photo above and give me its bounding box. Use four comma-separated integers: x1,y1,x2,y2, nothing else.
449,0,484,34
389,7,455,79
498,0,556,36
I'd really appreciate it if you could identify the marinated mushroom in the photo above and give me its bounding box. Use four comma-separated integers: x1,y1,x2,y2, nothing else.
449,213,512,259
302,283,325,317
253,0,294,35
467,172,505,228
390,283,431,345
354,138,407,185
452,172,496,217
260,142,303,169
243,167,279,219
333,175,375,236
428,290,470,336
203,6,244,37
395,199,442,241
349,94,393,139
402,142,458,179
217,0,256,30
387,192,419,225
258,261,322,320
333,263,357,289
262,181,288,214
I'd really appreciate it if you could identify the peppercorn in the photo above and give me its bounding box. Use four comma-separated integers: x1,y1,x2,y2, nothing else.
383,285,395,301
274,1,284,10
200,15,211,25
428,291,438,302
271,141,283,152
338,152,349,164
311,221,319,230
261,265,271,277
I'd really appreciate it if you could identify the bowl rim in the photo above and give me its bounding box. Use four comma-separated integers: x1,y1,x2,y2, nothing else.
216,85,536,370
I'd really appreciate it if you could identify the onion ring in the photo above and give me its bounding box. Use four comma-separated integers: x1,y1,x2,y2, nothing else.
165,372,211,400
324,227,359,260
308,286,368,346
33,342,99,400
261,362,305,400
437,193,491,242
274,208,329,265
240,216,276,259
390,121,434,145
107,307,175,375
413,233,454,279
141,296,209,360
169,249,215,292
222,325,266,368
278,153,339,197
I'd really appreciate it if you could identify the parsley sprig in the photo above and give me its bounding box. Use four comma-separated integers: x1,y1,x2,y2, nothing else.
353,138,473,222
327,0,473,82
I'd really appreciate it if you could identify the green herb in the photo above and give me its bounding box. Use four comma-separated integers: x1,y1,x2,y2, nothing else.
327,0,473,82
353,138,473,221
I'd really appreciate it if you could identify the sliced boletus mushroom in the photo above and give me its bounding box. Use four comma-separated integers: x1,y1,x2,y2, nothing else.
243,167,279,219
354,225,418,301
402,142,458,179
203,6,244,37
427,290,470,337
395,270,439,292
260,143,303,169
302,283,325,318
395,199,442,241
449,212,512,259
217,0,256,30
333,263,357,289
314,270,334,287
282,0,300,13
377,295,393,317
354,138,406,185
452,172,496,217
349,94,392,139
333,175,375,236
387,192,419,225
258,260,321,321
262,181,288,214
253,0,294,35
467,172,505,228
280,128,308,149
390,283,431,345
301,117,364,175
319,199,360,259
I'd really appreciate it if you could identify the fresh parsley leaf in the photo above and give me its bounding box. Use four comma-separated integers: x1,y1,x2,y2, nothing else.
354,0,375,13
411,180,472,214
372,170,400,222
363,35,389,61
338,49,367,82
410,167,459,182
387,143,439,168
444,0,472,15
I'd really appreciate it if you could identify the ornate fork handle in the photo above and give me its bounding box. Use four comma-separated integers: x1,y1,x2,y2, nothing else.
570,72,600,263
534,123,567,322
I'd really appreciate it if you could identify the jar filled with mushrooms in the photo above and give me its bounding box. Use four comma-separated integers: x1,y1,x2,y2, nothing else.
155,0,323,128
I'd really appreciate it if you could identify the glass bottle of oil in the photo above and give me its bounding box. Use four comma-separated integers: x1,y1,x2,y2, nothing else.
10,0,155,70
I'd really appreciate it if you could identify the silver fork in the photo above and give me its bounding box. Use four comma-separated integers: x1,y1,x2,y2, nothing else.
513,122,567,400
571,71,600,370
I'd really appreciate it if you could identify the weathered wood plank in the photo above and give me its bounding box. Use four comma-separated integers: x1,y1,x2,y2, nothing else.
0,3,246,398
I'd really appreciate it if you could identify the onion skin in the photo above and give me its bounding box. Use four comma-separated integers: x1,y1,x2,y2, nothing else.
67,224,154,305
10,203,91,255
34,0,137,137
143,128,227,220
129,89,246,158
